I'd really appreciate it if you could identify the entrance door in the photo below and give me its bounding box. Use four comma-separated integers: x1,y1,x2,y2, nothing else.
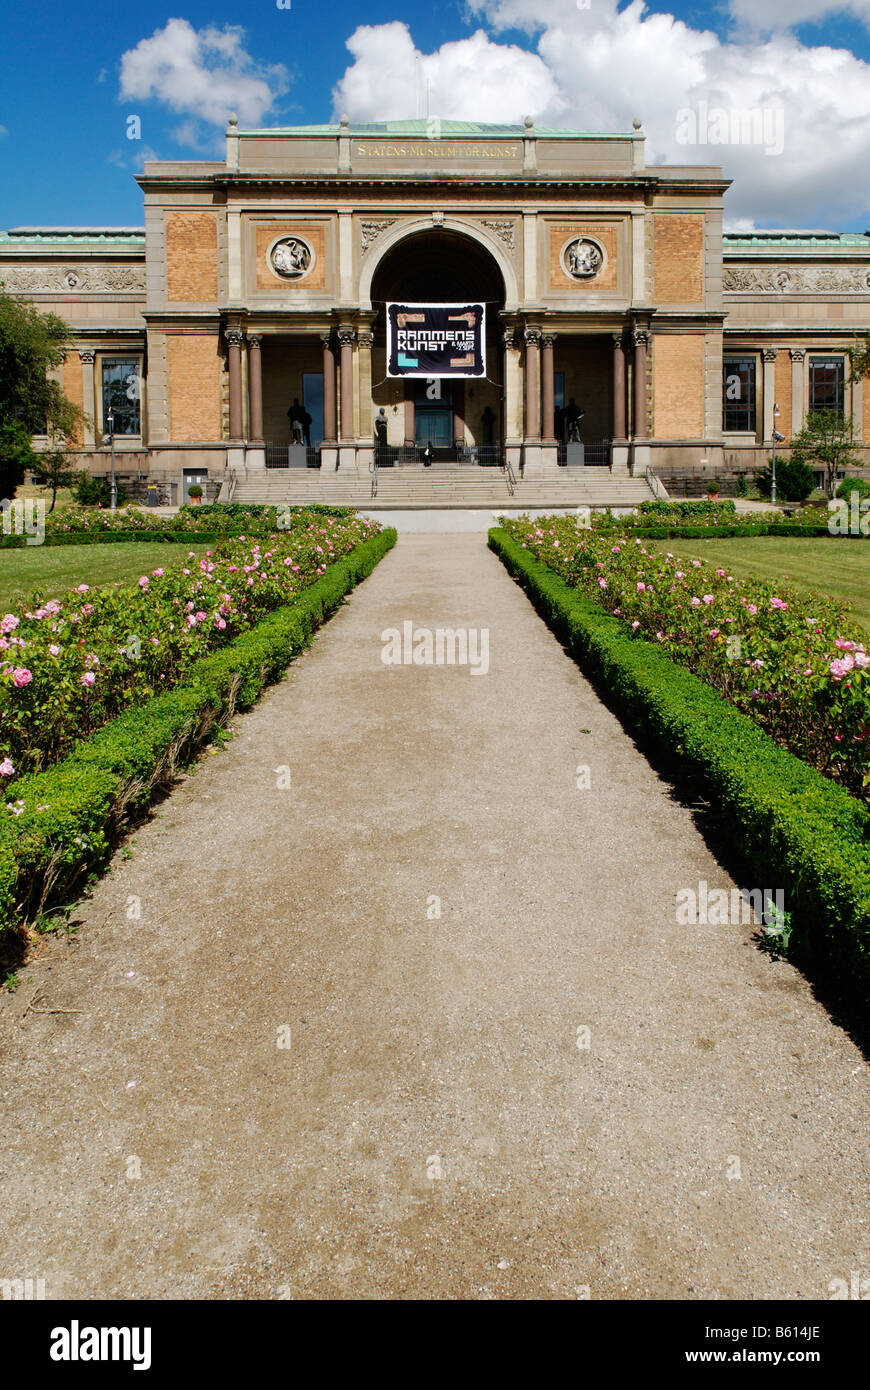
414,379,453,448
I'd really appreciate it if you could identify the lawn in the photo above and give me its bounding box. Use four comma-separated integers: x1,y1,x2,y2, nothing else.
647,536,870,632
0,542,209,611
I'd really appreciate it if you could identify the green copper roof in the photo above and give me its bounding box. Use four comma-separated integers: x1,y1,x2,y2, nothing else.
236,119,637,139
723,230,870,248
0,227,145,246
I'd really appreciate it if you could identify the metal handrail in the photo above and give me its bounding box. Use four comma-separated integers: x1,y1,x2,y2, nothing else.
504,455,517,497
226,468,238,503
645,466,670,501
370,456,378,498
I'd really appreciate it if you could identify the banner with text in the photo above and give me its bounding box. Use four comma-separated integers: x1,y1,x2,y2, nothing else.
386,302,486,379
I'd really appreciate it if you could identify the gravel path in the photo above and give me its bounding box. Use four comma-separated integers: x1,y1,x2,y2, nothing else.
0,534,866,1300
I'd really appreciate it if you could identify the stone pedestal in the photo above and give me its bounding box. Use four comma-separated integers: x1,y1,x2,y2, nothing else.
320,445,338,472
288,444,308,468
565,442,585,467
337,445,357,472
611,443,630,476
245,446,266,470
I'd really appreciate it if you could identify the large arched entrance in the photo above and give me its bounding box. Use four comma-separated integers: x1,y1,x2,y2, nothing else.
369,229,506,464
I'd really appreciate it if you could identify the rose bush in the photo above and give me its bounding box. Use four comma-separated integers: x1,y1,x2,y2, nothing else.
0,513,381,782
501,513,870,800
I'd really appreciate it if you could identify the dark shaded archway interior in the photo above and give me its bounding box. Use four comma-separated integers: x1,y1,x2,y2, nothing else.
370,230,506,454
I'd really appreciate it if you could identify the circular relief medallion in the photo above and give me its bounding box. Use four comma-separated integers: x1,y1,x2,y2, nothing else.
268,235,314,280
562,236,605,280
64,269,82,289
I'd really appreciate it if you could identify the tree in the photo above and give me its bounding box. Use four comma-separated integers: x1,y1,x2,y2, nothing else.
0,285,84,499
785,410,863,497
848,332,870,382
34,449,76,513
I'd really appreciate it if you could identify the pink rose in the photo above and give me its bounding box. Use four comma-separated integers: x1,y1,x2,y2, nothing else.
12,668,31,688
81,672,96,688
0,758,14,776
139,577,149,589
48,645,60,657
0,615,19,634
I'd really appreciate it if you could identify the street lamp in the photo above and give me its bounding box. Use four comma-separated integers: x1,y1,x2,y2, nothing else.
106,407,117,511
771,403,785,506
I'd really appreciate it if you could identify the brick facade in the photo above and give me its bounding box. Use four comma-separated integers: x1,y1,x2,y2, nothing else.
167,335,223,441
653,334,706,438
166,212,219,304
653,215,705,304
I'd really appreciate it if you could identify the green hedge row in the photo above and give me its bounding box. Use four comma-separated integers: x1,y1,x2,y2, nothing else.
620,523,858,540
0,527,396,937
488,526,870,990
0,531,232,549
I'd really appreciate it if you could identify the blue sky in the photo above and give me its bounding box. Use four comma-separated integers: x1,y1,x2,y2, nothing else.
3,1,870,230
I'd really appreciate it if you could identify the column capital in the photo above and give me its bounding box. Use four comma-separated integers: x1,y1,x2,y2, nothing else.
320,330,335,349
524,326,542,345
78,349,95,364
541,332,557,348
630,328,649,349
502,328,516,349
762,348,778,362
225,329,245,348
337,326,356,346
789,348,806,362
247,332,263,347
612,331,626,348
358,330,374,349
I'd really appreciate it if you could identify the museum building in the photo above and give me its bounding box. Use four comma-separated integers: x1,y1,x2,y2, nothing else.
3,117,870,500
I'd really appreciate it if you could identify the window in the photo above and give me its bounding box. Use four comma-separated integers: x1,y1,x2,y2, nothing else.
723,357,756,432
101,357,141,435
809,356,845,415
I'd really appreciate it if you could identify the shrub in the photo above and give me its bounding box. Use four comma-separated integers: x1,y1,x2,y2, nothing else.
755,457,815,503
489,526,870,990
639,499,736,520
73,472,128,508
835,476,870,504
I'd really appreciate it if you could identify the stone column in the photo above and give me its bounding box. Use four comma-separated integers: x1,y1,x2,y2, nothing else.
541,333,556,442
338,326,355,442
404,382,416,448
612,332,627,441
502,328,522,474
357,328,374,470
524,327,541,440
79,350,96,448
321,332,337,443
790,348,805,437
762,348,778,442
453,379,465,449
247,334,263,444
226,330,244,442
632,329,649,440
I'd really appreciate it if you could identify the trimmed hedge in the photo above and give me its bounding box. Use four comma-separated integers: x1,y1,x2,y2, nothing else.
489,526,870,990
0,527,395,935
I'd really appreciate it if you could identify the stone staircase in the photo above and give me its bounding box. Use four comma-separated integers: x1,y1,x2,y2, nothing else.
230,465,656,510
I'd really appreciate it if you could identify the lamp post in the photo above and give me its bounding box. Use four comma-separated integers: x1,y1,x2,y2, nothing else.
107,407,117,511
771,404,785,506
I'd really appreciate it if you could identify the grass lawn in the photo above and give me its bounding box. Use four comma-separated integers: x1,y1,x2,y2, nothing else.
0,542,209,611
647,536,870,632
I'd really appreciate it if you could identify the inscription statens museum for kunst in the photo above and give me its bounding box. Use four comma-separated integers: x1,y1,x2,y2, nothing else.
354,142,522,160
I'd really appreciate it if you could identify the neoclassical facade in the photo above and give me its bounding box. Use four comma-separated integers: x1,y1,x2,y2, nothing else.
3,118,870,495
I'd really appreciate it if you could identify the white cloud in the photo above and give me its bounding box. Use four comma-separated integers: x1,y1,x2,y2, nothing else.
728,0,870,32
119,19,288,129
333,5,870,227
0,125,7,139
332,21,557,123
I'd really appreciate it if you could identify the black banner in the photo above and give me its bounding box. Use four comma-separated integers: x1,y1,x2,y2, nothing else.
386,302,486,378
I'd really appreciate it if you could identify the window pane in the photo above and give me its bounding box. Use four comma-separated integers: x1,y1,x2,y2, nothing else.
302,373,324,446
809,357,844,415
723,357,756,432
102,358,141,435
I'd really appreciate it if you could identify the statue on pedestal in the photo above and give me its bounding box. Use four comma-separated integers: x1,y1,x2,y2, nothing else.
287,397,312,447
563,398,585,442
